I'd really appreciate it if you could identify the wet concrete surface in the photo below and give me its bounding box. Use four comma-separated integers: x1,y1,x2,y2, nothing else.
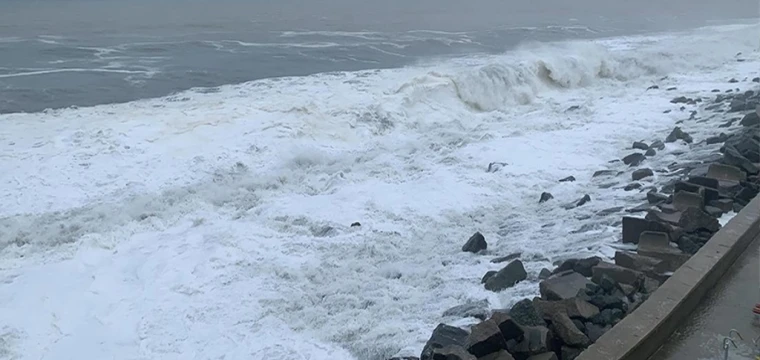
650,234,760,360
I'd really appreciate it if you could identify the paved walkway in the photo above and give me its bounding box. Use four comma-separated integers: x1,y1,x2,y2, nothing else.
650,234,760,360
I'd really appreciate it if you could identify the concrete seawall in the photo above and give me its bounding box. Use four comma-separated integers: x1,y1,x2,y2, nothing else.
576,194,760,360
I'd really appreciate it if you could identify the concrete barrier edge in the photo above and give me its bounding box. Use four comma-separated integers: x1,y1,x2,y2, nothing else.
576,194,760,360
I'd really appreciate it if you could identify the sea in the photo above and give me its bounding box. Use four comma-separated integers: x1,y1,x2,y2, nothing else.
0,0,759,359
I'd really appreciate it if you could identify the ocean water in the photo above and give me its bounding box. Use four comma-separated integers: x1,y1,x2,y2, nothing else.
1,1,760,359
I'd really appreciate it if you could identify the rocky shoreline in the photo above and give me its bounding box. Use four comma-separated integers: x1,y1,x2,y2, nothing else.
390,79,760,360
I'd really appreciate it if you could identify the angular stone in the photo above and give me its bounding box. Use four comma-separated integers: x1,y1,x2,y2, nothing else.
429,345,476,360
709,199,734,213
478,350,515,360
623,153,646,166
735,184,760,206
707,163,747,181
741,112,760,127
614,251,669,275
559,176,576,182
642,277,661,294
465,320,508,358
705,205,723,217
637,232,690,272
624,183,642,191
665,127,693,143
687,176,719,190
584,323,609,342
421,324,469,360
538,268,552,280
485,260,528,292
622,216,671,244
491,252,522,264
592,170,617,178
508,326,552,357
526,353,558,360
443,300,490,321
632,141,649,150
632,168,654,181
650,140,665,150
561,346,583,360
591,262,645,287
549,311,590,347
647,192,670,205
552,257,601,277
723,145,759,174
590,308,624,327
540,272,594,301
674,181,719,203
482,271,498,284
463,232,487,253
489,312,525,341
509,299,546,327
539,192,554,204
532,297,600,320
706,133,729,145
672,190,704,211
678,207,720,233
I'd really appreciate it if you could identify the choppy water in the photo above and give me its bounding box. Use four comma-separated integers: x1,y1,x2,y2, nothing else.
1,0,757,114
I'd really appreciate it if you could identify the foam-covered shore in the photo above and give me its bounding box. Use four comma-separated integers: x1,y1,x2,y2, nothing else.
0,23,759,360
402,79,760,360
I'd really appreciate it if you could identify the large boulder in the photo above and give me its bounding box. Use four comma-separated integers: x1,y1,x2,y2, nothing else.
621,216,672,244
462,232,487,253
632,141,649,150
672,190,704,211
509,299,546,327
442,300,490,321
421,324,469,360
707,163,747,181
584,323,610,342
540,272,595,301
632,168,654,181
465,320,508,358
552,257,601,277
623,153,646,166
429,346,476,360
526,354,558,360
479,350,515,360
722,145,759,174
637,231,690,272
532,297,599,320
614,251,668,275
740,111,759,127
589,308,625,327
485,260,528,292
508,326,553,357
591,262,645,288
549,311,590,346
489,312,525,341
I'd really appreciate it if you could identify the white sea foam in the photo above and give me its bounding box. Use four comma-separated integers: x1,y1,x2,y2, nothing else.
0,23,759,360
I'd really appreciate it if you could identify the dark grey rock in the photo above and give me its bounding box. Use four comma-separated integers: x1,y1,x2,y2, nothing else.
704,205,723,217
596,206,624,217
584,323,609,342
350,222,361,227
632,141,649,150
621,216,672,244
525,353,557,360
672,190,704,211
485,260,528,292
550,311,590,346
590,308,624,326
561,346,583,360
464,320,508,358
706,133,729,145
532,297,599,320
481,271,498,284
665,127,693,143
592,170,617,178
421,324,469,360
624,183,642,191
622,153,646,166
492,252,522,264
591,262,645,287
670,96,690,104
462,232,487,253
540,272,594,301
614,251,668,275
428,345,476,360
571,319,586,333
735,184,759,206
539,268,552,280
509,299,546,327
539,192,554,204
678,207,720,233
709,199,734,213
508,326,553,357
753,77,760,82
487,162,508,173
442,300,490,320
722,145,759,174
645,148,656,156
559,176,576,182
647,192,670,205
552,257,602,277
632,168,653,181
489,311,525,341
576,194,591,207
478,350,515,360
649,140,665,150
